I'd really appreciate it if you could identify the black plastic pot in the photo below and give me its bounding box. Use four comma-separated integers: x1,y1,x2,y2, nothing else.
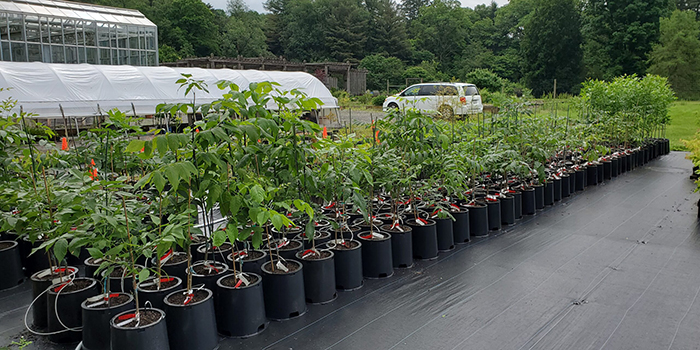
381,226,413,269
451,208,470,244
227,249,268,276
611,158,619,177
47,277,100,343
110,308,169,350
561,175,570,198
158,251,189,281
500,195,516,225
325,240,363,291
467,203,488,237
597,162,604,183
357,232,393,279
164,288,219,350
620,154,627,174
83,257,102,279
587,165,598,186
406,219,438,260
534,184,545,210
30,266,78,330
553,178,562,202
0,241,24,290
102,265,145,294
296,230,332,250
434,217,455,251
216,273,267,338
136,276,182,312
602,160,612,180
296,250,337,304
190,260,229,293
81,293,134,350
627,152,633,171
20,237,51,276
268,239,303,261
544,182,554,206
486,200,501,231
190,235,209,260
575,169,585,191
521,188,536,215
196,243,233,264
261,260,307,320
513,191,523,219
569,171,576,194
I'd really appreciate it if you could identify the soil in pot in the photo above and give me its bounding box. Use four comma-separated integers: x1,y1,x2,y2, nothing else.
296,249,337,304
137,277,182,311
196,242,233,263
81,293,134,350
268,239,303,261
358,231,393,278
84,257,103,279
216,273,267,338
110,308,169,350
191,261,229,293
228,249,267,275
0,241,24,290
325,240,363,291
261,260,307,320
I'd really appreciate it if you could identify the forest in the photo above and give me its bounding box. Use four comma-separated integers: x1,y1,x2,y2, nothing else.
82,0,700,98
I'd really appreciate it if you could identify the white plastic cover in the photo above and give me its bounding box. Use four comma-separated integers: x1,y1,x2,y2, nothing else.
0,62,339,119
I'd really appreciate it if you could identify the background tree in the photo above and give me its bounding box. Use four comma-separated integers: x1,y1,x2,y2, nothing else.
582,0,673,80
365,0,411,60
221,0,270,57
319,0,370,62
648,10,700,100
522,0,583,96
360,54,406,90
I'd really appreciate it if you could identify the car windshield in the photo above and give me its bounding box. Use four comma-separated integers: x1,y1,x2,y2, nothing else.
402,86,420,96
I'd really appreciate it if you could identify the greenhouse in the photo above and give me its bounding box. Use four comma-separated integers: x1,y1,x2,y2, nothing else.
0,61,339,120
0,0,157,65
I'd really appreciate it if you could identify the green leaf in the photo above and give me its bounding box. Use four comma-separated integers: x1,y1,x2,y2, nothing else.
226,225,239,244
212,229,227,247
53,238,68,262
156,136,168,156
164,165,180,192
250,184,264,203
126,140,145,153
167,134,180,152
153,171,166,193
138,268,150,282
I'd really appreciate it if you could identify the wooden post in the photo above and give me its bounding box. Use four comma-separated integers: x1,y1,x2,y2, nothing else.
553,79,557,99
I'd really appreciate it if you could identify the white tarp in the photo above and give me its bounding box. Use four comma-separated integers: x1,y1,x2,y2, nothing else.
0,62,338,119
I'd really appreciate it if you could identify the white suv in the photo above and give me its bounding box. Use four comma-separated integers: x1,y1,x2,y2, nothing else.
382,83,483,116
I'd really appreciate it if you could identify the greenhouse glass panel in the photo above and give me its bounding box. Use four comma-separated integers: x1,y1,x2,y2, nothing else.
1,41,9,60
11,42,26,61
27,43,41,61
84,21,95,46
86,47,97,64
25,15,40,42
51,44,63,63
116,25,127,49
63,19,76,45
0,13,7,41
8,14,23,41
49,18,62,44
97,22,109,47
65,46,77,63
40,17,49,43
99,47,109,64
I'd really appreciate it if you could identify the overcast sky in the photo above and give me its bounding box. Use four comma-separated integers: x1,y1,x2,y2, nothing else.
205,0,509,14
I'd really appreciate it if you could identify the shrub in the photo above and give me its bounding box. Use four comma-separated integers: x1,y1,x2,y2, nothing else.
465,69,505,92
372,95,386,106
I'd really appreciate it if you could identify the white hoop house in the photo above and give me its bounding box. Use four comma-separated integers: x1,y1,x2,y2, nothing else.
0,61,339,119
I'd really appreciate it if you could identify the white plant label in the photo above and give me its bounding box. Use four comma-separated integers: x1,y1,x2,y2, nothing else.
276,261,289,272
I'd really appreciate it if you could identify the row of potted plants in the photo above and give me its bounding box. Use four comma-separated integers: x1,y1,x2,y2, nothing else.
0,75,672,349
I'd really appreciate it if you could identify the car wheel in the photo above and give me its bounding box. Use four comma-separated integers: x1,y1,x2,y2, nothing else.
387,103,399,110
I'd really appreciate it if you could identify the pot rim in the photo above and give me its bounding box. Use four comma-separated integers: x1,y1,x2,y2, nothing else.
261,259,302,274
136,276,183,293
196,242,233,254
324,239,361,250
47,277,98,296
81,292,134,311
296,248,334,261
216,272,262,290
226,249,267,263
31,266,79,282
0,240,18,251
110,308,166,330
189,260,229,277
163,287,213,308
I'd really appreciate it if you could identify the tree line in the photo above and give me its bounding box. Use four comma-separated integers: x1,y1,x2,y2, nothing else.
86,0,700,99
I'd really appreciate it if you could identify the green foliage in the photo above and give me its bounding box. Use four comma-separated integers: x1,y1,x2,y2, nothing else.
522,0,583,96
465,69,506,92
372,95,387,106
360,55,406,91
648,10,700,100
582,0,672,80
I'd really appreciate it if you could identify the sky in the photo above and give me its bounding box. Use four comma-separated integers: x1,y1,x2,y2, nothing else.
204,0,510,14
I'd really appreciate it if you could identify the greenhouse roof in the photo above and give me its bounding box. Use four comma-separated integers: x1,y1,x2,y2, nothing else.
0,62,338,119
0,0,156,27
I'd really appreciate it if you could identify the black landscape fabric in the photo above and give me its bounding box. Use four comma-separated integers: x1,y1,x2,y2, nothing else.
3,151,700,350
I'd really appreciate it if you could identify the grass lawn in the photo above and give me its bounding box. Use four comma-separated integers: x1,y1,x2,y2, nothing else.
667,101,700,151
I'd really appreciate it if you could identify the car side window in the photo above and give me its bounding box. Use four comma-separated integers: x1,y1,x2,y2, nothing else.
419,85,437,96
465,86,479,96
437,85,458,96
401,86,420,96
